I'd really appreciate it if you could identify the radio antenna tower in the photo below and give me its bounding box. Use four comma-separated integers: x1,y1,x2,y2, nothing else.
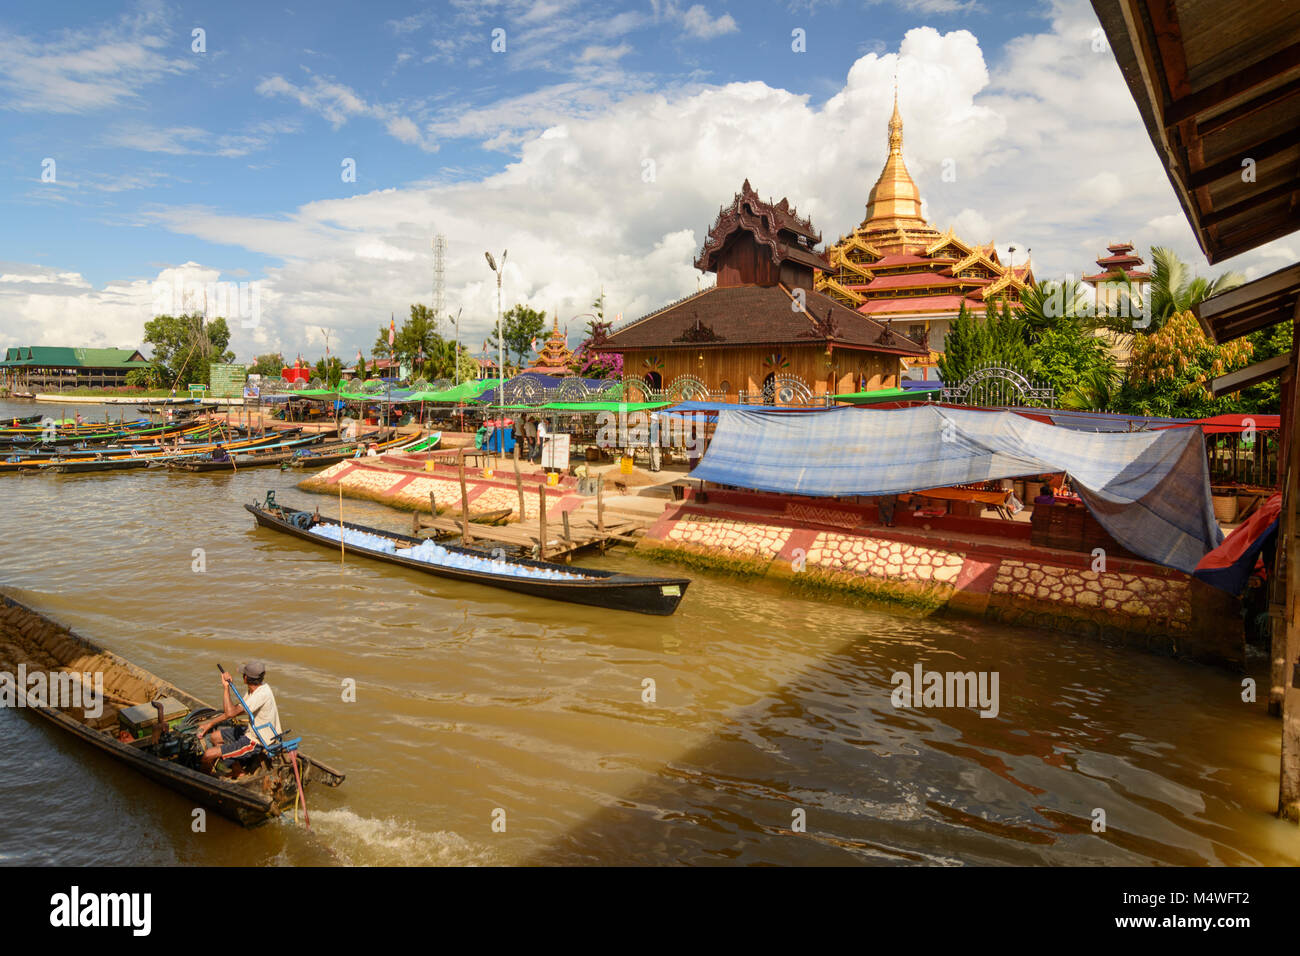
433,234,447,326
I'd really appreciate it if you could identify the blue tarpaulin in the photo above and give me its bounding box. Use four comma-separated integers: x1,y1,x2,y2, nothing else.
692,405,1223,573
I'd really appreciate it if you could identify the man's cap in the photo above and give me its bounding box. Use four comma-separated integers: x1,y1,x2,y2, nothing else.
241,661,266,681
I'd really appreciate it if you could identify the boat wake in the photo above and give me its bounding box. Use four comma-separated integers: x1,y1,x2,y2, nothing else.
304,809,494,866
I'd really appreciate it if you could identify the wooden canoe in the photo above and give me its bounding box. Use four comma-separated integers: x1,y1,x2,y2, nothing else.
0,592,345,827
246,498,691,615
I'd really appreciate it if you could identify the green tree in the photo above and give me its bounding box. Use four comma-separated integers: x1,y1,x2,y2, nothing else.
125,363,166,390
142,314,235,388
1029,323,1117,403
313,356,343,387
397,304,442,379
248,352,285,377
937,302,1034,387
488,304,547,366
1119,310,1254,417
453,346,479,382
1058,365,1123,412
1098,247,1246,335
372,324,395,362
1016,279,1092,342
1237,320,1291,413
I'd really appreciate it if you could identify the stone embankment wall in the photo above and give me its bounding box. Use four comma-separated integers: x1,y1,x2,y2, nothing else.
638,504,1241,669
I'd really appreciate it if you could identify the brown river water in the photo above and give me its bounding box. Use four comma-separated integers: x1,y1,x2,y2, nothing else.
0,400,1296,866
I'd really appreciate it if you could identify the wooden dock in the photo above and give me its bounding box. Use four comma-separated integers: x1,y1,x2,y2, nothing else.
408,447,657,561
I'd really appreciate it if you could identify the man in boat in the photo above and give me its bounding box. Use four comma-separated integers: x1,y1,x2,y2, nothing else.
195,663,282,778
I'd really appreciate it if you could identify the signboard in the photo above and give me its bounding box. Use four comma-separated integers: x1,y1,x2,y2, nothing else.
542,432,570,471
209,363,247,399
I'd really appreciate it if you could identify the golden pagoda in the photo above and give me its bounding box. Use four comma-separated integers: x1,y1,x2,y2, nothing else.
524,316,574,375
816,90,1034,371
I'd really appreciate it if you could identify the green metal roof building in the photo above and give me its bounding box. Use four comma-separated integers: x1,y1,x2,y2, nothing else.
1,346,150,392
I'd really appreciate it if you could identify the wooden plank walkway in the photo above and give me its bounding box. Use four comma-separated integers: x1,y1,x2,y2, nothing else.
411,504,651,560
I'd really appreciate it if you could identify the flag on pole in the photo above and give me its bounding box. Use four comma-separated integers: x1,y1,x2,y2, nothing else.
529,337,539,352
388,317,396,348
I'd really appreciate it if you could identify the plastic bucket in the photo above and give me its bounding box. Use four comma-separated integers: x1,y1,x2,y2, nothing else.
547,472,559,486
620,456,634,474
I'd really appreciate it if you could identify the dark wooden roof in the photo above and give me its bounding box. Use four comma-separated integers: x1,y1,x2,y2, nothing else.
599,284,927,354
1193,262,1300,342
1091,0,1300,264
694,180,828,273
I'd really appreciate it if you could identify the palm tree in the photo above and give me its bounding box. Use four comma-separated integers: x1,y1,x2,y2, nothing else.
1016,279,1092,341
1059,365,1122,412
1097,246,1245,335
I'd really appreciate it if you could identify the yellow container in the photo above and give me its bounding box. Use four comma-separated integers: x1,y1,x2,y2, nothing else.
547,471,559,486
620,456,634,474
484,467,495,480
425,460,435,473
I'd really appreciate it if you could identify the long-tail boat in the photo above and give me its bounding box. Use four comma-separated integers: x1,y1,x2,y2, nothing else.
0,430,302,475
245,493,691,615
0,592,345,826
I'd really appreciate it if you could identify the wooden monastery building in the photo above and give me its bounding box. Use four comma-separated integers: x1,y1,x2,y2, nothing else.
598,179,927,404
816,94,1034,374
0,346,149,391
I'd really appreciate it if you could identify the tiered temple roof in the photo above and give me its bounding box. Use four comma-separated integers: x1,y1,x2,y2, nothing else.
694,179,830,289
524,317,574,375
602,181,925,357
815,93,1034,320
1083,241,1150,283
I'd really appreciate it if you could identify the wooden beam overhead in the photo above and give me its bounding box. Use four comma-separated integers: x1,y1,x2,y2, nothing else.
1195,263,1300,341
1199,181,1300,228
1197,74,1300,136
1165,42,1300,128
1211,351,1294,397
1188,126,1300,190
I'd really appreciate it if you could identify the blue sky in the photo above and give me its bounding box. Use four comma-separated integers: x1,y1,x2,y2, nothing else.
1,0,1294,362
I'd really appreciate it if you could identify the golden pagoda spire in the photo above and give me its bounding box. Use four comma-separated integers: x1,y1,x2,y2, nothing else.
863,85,924,228
888,82,903,155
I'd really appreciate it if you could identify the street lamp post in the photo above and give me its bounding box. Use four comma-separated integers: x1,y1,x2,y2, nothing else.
484,250,508,419
453,306,463,387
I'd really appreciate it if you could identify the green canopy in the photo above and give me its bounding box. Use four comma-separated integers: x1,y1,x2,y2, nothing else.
413,378,503,403
831,386,940,405
544,401,671,413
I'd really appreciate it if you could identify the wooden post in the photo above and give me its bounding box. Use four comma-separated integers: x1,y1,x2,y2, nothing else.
458,450,471,543
338,481,345,568
561,509,572,547
429,489,437,516
596,475,605,553
513,442,525,522
1279,307,1300,820
537,484,548,560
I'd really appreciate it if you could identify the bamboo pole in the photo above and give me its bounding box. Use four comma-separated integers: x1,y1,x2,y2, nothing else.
458,450,471,543
538,484,547,560
513,443,525,522
338,480,345,568
597,475,606,553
